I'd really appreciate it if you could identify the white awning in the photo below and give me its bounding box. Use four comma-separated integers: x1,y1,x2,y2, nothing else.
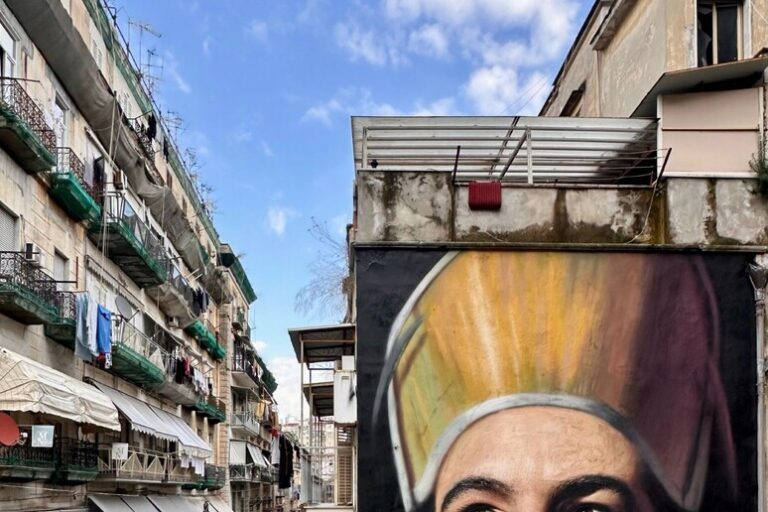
230,440,246,464
247,442,265,468
94,383,212,459
0,348,120,431
93,382,177,441
88,495,135,512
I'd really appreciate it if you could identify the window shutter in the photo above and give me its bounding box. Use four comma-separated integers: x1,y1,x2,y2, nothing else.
0,207,17,252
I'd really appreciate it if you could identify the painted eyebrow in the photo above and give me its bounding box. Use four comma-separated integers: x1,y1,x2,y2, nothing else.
441,476,513,511
549,475,636,511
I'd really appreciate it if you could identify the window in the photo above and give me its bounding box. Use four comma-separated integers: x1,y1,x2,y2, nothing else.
0,206,17,252
697,1,742,66
52,95,70,148
53,251,69,290
0,22,16,77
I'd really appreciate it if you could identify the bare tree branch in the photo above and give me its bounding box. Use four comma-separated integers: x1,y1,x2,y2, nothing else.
295,217,349,320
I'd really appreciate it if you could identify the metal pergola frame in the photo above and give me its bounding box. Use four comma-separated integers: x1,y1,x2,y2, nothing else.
352,116,668,185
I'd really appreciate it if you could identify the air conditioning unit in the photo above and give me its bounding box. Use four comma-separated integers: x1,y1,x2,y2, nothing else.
24,243,43,267
113,168,126,190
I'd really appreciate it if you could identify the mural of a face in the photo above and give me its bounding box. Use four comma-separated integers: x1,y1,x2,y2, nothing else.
375,251,745,512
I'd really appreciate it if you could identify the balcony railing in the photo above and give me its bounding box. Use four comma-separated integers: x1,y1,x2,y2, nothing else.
229,463,253,482
0,77,56,172
52,437,99,484
49,148,102,224
44,291,77,348
97,444,169,483
110,319,168,388
147,261,198,326
231,411,261,437
0,251,59,324
89,198,168,288
232,343,262,388
184,463,227,490
195,394,226,424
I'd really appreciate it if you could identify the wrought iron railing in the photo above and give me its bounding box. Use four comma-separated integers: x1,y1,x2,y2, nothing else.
165,262,196,311
206,394,226,414
52,290,76,322
0,442,55,467
0,251,59,306
204,463,227,487
0,77,57,156
57,438,97,468
167,455,199,483
54,147,99,199
101,198,167,264
130,118,156,162
114,319,169,370
232,343,261,386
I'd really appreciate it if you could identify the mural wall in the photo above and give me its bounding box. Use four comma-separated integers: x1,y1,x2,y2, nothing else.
356,250,757,512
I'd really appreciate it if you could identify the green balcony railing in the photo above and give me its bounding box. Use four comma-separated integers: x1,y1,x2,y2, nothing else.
0,77,56,172
110,319,167,388
44,291,77,349
185,319,226,360
51,438,98,484
49,148,101,224
0,439,56,481
0,252,59,325
194,394,226,425
88,198,168,288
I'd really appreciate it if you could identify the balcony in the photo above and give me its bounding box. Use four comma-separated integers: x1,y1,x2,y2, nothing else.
231,411,260,437
229,463,253,483
48,148,101,224
0,441,56,481
0,252,59,325
110,320,167,389
219,247,257,304
182,463,227,491
97,444,169,483
88,199,167,288
166,456,204,486
44,291,77,349
185,319,226,361
232,342,262,389
146,263,198,328
0,78,56,172
194,395,226,425
51,438,98,484
155,365,200,408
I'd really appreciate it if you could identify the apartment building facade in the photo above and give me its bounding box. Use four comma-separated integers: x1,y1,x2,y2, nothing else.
0,1,272,511
350,1,768,511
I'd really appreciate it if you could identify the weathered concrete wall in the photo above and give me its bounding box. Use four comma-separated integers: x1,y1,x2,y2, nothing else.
599,0,667,117
356,171,453,242
356,171,768,249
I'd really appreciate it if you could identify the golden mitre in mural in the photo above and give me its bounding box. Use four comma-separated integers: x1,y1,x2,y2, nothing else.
377,251,736,512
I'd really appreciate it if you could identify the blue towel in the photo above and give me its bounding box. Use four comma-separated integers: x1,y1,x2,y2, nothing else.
96,305,112,367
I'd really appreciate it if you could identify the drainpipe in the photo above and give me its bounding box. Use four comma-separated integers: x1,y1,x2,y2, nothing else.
748,261,768,512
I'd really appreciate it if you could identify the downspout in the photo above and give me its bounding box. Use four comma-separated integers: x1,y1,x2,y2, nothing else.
748,261,768,512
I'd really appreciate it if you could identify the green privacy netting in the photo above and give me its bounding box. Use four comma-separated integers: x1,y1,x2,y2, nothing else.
49,172,101,224
0,282,59,324
0,106,55,172
185,320,226,360
111,343,166,388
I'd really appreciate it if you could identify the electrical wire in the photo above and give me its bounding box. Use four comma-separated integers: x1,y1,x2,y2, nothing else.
498,75,551,116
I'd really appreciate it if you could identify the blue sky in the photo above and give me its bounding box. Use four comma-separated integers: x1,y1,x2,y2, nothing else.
115,0,592,419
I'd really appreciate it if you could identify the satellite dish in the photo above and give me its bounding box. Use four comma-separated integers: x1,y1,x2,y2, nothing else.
115,296,136,320
0,412,20,446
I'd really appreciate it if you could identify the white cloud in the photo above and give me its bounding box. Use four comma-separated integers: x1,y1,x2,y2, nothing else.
163,51,191,94
247,19,269,42
408,23,449,58
333,22,407,67
251,340,268,352
267,206,298,235
202,36,212,56
268,356,307,424
302,88,458,126
260,140,275,157
465,66,550,115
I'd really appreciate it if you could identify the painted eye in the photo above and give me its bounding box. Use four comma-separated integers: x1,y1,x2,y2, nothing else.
459,504,501,512
571,506,611,512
